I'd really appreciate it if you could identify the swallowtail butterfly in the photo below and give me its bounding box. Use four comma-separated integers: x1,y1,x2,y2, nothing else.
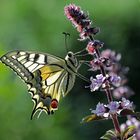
0,50,88,119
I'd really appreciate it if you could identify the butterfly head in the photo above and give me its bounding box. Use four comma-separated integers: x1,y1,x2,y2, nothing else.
65,51,78,67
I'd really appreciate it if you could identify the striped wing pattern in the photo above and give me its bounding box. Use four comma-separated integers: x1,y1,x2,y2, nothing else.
0,51,76,119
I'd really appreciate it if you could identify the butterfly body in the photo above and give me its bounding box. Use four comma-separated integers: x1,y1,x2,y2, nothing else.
0,51,80,119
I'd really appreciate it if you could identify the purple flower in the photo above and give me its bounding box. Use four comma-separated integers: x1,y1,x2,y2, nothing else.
79,27,100,41
113,86,134,99
90,74,106,91
107,101,119,114
121,98,133,110
91,102,106,116
101,49,121,63
109,74,121,87
89,57,113,72
89,59,101,71
96,74,106,82
90,77,100,91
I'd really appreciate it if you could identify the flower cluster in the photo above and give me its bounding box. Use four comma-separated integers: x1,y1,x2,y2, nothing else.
87,47,134,99
86,40,104,54
91,98,133,117
101,49,134,99
64,4,139,140
64,4,100,40
101,49,121,63
89,57,112,71
113,86,134,99
121,117,140,140
89,74,121,91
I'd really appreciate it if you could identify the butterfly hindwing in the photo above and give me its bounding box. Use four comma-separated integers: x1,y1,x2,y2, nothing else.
29,65,69,118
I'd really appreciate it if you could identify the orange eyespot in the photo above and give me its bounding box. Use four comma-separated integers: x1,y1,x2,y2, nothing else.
51,99,58,109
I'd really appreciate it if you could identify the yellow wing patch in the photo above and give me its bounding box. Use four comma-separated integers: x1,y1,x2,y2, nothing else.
40,65,63,81
30,64,67,118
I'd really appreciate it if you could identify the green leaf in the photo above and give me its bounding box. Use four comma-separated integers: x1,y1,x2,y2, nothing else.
121,125,136,140
81,114,106,123
120,109,135,116
127,135,135,140
100,130,118,140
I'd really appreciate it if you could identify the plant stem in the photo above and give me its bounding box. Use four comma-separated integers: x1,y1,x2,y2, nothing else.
89,35,121,134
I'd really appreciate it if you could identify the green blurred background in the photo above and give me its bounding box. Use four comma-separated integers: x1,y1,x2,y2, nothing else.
0,0,140,140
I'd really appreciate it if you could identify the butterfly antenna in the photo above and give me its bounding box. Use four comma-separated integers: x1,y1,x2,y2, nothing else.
76,72,90,83
62,32,70,53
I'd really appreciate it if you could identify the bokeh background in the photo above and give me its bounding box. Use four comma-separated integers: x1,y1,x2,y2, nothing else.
0,0,140,140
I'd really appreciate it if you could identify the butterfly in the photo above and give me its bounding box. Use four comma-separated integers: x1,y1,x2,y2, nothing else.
0,50,89,119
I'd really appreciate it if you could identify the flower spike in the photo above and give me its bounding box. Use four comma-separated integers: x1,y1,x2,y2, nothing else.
64,4,91,32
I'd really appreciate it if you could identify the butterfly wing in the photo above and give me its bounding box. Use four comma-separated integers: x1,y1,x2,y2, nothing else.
29,65,66,119
0,50,76,118
0,51,64,82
